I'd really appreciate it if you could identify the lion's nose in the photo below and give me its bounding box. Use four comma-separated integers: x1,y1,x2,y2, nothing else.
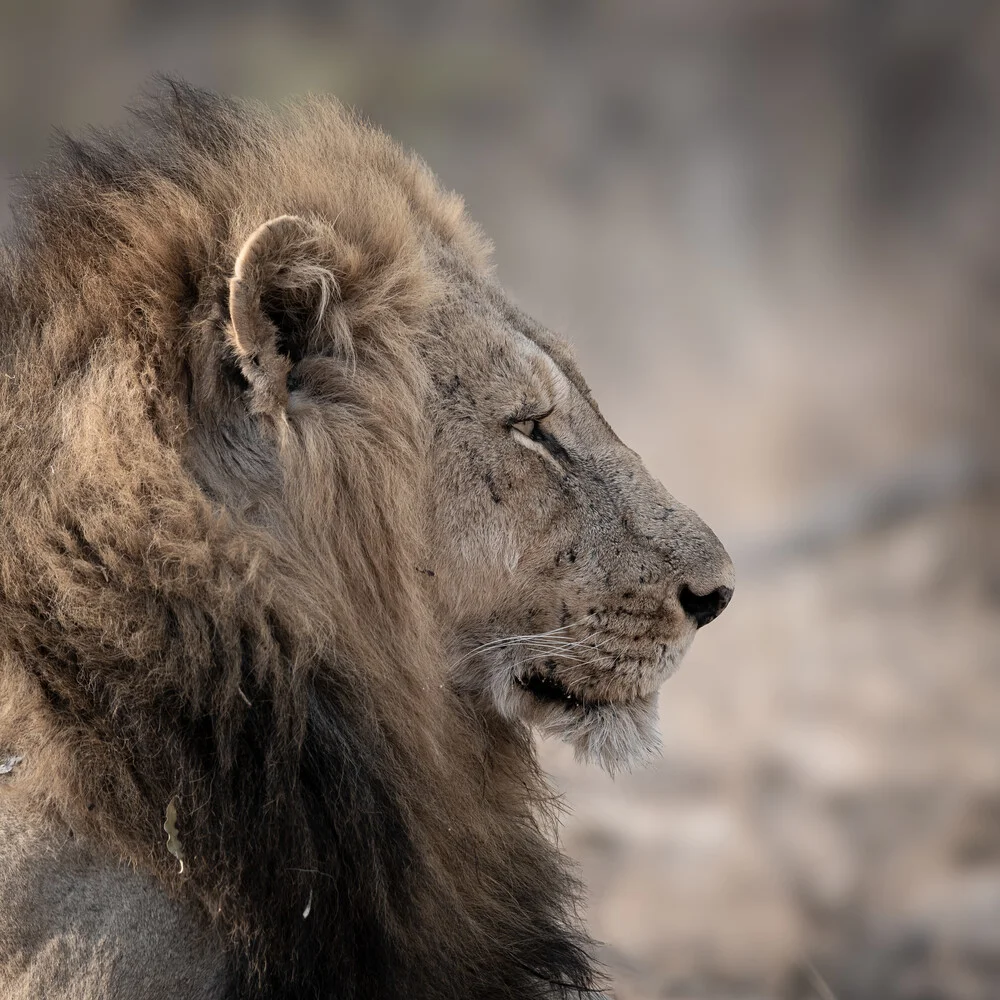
678,584,733,629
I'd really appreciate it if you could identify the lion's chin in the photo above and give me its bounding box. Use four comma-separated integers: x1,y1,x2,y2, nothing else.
505,671,663,774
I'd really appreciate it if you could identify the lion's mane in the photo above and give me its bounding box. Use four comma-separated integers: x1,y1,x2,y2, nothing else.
0,82,596,999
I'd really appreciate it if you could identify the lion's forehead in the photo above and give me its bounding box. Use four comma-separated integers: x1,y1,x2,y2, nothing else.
430,289,586,425
510,336,574,409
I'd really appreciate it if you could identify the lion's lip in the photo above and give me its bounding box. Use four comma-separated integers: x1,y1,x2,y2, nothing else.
513,646,680,711
515,669,612,712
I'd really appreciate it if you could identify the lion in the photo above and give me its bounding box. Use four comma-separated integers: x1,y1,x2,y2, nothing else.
0,82,733,999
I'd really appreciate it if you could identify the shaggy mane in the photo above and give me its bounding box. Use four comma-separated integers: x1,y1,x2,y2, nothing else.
0,81,596,999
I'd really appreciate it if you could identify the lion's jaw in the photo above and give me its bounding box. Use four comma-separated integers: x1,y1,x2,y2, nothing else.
452,597,703,772
481,649,677,773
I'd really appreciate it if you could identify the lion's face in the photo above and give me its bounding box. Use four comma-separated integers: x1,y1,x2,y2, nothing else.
215,214,731,773
423,273,734,771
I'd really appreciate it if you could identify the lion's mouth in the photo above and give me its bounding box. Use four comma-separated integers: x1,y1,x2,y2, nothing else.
515,669,611,712
506,658,663,773
514,658,623,713
461,647,670,773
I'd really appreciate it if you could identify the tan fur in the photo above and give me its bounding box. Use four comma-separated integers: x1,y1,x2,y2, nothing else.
0,82,732,999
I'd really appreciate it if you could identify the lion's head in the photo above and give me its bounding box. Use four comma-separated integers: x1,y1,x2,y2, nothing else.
0,82,731,999
420,269,733,770
211,210,732,774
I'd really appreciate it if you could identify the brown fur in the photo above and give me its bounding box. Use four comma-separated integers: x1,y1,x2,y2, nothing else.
0,81,732,999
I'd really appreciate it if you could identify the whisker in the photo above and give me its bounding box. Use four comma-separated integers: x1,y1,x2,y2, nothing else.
455,615,598,666
518,648,614,669
474,629,618,671
470,632,604,660
475,618,595,649
493,628,615,658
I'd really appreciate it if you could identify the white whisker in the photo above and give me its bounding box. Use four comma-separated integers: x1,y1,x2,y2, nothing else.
454,615,597,666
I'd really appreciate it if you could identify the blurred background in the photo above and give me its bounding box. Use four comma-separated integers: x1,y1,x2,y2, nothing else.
2,2,998,997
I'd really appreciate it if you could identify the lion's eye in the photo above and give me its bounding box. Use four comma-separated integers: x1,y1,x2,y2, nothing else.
510,418,541,440
508,406,554,444
508,411,568,469
508,407,567,468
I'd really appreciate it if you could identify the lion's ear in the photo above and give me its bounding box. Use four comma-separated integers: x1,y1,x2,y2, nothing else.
228,215,336,416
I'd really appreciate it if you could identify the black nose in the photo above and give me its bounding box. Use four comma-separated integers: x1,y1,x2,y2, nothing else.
678,584,733,629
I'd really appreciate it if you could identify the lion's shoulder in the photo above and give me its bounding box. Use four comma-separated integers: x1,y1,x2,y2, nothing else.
0,762,228,1000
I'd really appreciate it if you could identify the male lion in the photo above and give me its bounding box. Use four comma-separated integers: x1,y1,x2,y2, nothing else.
0,83,733,999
